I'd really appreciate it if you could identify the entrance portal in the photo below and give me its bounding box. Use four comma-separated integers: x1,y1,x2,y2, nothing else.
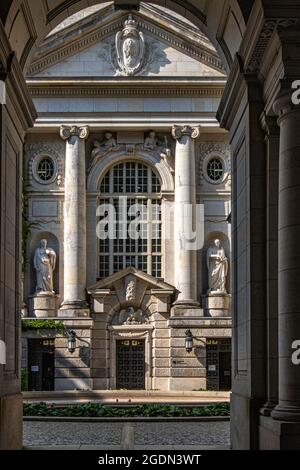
116,339,145,390
28,339,55,391
206,338,231,391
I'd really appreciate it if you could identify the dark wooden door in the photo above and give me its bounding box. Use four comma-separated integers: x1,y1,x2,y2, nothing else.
206,338,231,391
219,351,232,391
116,339,145,389
28,339,55,391
42,350,55,391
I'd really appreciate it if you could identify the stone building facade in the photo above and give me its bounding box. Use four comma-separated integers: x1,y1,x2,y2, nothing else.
3,0,300,453
21,4,231,392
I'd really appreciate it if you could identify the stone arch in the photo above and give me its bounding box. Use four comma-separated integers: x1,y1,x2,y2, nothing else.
27,231,60,296
87,149,174,192
202,231,230,295
2,0,247,73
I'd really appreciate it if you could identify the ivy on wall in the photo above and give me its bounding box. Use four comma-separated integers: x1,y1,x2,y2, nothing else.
22,319,64,332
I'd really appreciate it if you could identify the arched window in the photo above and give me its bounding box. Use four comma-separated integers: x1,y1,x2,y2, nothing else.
98,162,162,279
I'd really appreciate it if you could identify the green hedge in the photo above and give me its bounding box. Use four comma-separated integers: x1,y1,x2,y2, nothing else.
22,319,64,332
23,402,230,418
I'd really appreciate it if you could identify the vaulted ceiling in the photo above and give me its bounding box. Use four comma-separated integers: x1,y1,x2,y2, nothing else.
1,0,250,72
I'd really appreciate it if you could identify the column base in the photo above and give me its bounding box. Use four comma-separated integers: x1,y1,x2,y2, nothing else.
260,414,300,449
271,404,300,422
260,401,277,417
59,301,90,318
171,300,203,317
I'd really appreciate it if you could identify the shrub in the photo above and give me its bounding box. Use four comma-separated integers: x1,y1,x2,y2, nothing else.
23,402,230,418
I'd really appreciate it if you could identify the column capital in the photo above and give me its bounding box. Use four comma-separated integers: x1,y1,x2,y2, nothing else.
60,125,89,141
273,79,300,120
172,125,200,141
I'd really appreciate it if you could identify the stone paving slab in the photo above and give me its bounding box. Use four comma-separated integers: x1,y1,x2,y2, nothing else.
23,421,230,448
24,416,230,423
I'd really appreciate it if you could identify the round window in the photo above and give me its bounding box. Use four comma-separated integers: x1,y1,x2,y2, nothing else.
207,157,224,182
37,157,55,182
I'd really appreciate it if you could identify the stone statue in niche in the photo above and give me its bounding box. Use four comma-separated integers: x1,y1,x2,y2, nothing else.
115,15,145,76
115,306,148,325
34,239,56,294
207,239,228,294
91,132,118,160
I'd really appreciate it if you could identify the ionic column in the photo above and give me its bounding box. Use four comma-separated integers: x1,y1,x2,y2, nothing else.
172,125,200,307
59,125,90,317
271,88,300,421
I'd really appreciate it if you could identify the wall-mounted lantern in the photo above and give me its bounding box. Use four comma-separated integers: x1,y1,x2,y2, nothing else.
65,330,76,354
185,329,194,353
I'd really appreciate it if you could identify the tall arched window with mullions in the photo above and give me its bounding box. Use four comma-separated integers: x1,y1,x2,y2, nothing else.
97,161,162,280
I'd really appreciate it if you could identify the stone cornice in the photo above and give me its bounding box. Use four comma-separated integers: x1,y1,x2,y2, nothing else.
28,19,124,76
140,3,210,50
238,0,300,74
217,3,300,131
168,318,232,328
135,13,223,73
28,11,224,76
217,55,246,130
27,78,226,98
30,117,220,133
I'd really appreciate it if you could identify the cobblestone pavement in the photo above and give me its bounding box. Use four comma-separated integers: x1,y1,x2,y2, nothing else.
23,421,230,449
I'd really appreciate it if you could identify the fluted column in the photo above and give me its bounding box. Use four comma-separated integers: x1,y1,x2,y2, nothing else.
271,88,300,421
59,125,90,317
172,125,200,307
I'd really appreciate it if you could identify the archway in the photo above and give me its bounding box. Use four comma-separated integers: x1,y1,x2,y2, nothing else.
1,0,246,73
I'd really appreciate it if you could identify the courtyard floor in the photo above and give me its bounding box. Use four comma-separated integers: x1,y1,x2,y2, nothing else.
23,420,230,450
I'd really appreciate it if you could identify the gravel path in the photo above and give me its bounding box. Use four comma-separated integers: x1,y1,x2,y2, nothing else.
23,420,230,448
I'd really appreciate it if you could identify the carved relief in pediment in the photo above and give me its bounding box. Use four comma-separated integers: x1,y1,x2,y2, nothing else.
88,130,174,174
112,306,149,325
114,274,147,309
115,16,146,76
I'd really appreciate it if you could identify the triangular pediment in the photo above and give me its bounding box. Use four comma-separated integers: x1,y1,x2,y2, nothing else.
88,267,175,294
28,6,225,78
